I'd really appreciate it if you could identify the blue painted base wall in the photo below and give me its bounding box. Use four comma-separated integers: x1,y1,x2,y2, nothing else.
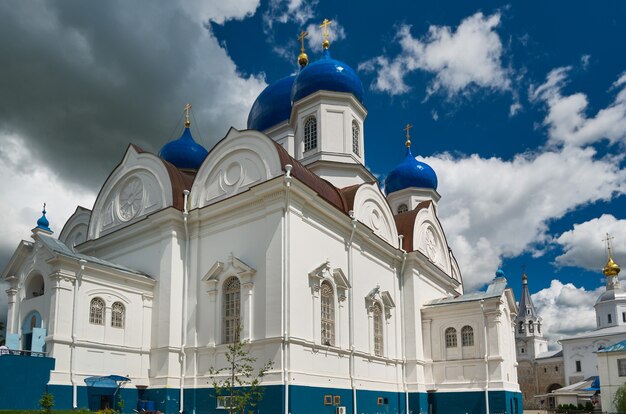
0,355,55,410
0,356,521,414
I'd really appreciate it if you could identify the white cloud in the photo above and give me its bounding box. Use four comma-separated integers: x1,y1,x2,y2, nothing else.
180,0,260,25
532,279,601,345
263,0,318,30
530,67,626,147
581,54,591,70
360,12,511,97
0,134,97,325
554,214,626,270
305,19,346,52
426,146,626,290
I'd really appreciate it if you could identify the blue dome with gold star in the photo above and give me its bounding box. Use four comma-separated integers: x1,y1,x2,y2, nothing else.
291,49,364,104
385,147,438,194
247,75,296,131
159,126,208,170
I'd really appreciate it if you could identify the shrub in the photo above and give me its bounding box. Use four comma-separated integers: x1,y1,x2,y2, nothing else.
38,393,54,414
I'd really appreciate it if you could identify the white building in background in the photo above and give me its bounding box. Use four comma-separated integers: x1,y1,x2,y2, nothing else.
597,339,626,412
1,29,522,414
560,242,626,387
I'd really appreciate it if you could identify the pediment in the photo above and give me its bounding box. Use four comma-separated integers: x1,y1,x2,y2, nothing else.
352,183,398,247
59,206,91,248
88,146,174,240
202,253,256,293
413,203,452,275
190,129,283,209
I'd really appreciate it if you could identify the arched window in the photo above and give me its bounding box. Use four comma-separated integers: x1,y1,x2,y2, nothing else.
352,120,360,155
223,277,241,343
373,302,384,356
397,204,408,214
518,321,525,333
528,320,534,333
461,325,474,346
111,302,125,328
304,116,317,152
537,322,541,334
320,281,335,346
445,327,457,348
89,297,105,325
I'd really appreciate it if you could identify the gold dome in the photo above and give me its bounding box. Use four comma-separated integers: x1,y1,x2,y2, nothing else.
603,257,621,277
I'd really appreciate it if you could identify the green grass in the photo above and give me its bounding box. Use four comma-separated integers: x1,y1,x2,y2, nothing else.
0,410,91,414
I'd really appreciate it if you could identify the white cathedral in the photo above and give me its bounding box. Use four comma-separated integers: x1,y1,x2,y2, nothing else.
1,26,522,414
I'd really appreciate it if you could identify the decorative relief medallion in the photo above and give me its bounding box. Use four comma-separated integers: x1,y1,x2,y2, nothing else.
425,227,438,262
117,177,144,221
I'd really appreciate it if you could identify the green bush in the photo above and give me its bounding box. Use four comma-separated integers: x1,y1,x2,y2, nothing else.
38,393,54,414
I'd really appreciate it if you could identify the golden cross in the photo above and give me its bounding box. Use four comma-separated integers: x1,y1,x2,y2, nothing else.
184,103,192,127
403,123,413,147
297,30,308,53
320,18,332,48
604,233,615,258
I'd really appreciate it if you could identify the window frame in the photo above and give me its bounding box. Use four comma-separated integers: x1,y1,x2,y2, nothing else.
575,360,582,372
111,301,125,329
619,359,626,377
351,120,360,156
461,325,474,346
373,302,384,356
304,116,317,152
223,276,241,343
445,327,457,348
320,280,335,346
89,297,105,325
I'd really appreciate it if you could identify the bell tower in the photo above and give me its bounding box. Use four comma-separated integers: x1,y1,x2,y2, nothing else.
515,273,548,360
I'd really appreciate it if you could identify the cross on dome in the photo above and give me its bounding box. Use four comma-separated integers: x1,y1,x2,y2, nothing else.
403,123,413,148
184,103,192,128
297,30,309,67
320,18,332,49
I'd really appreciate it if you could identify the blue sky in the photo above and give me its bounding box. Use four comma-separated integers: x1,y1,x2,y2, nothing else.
1,0,626,342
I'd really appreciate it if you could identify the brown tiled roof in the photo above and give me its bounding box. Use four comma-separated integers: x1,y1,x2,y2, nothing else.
393,200,432,251
338,183,364,213
272,142,349,213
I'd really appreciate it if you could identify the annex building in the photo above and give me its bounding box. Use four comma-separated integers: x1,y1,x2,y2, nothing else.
515,240,626,410
1,25,522,414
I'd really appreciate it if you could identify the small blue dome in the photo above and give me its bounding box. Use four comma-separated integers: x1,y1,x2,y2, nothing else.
291,49,364,104
247,75,296,131
36,206,51,232
495,268,506,278
384,147,438,194
159,127,208,170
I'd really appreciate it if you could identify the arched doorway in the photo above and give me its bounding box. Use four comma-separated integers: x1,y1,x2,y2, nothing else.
21,311,43,353
547,383,562,393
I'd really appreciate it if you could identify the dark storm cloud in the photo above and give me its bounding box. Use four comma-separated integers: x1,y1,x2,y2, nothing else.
0,0,266,190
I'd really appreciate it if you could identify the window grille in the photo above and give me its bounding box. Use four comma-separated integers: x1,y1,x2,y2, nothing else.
352,120,360,155
461,325,474,346
320,281,335,346
223,277,241,343
397,204,408,214
619,359,626,376
445,327,457,348
373,302,384,356
111,302,125,328
89,297,105,325
304,116,317,152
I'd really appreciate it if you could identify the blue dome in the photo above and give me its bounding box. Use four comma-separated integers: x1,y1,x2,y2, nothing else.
495,268,506,278
384,147,438,194
36,207,51,232
159,127,208,170
291,49,364,104
247,75,296,131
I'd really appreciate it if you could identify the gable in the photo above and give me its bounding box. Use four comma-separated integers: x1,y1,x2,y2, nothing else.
88,145,175,240
351,183,398,248
190,128,283,209
59,206,91,248
413,203,452,276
